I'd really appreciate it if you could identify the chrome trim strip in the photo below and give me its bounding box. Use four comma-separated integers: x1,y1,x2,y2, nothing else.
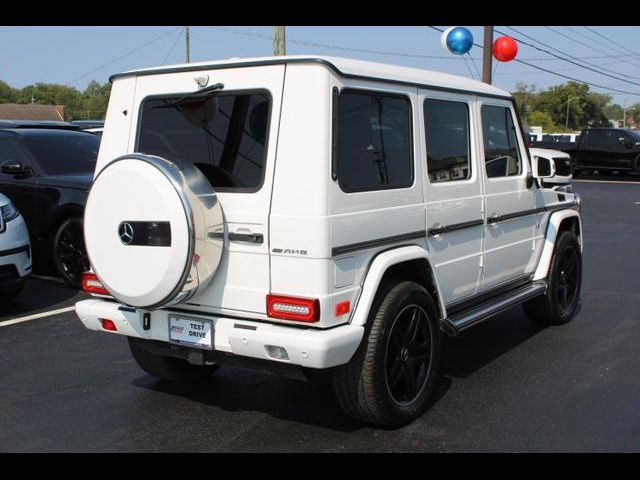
332,230,425,257
427,219,484,237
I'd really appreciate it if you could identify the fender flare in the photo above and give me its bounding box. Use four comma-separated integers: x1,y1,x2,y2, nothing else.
533,209,582,281
350,245,446,327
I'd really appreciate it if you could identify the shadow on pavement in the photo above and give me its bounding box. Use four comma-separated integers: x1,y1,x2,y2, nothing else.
0,276,87,321
132,350,456,433
440,306,547,379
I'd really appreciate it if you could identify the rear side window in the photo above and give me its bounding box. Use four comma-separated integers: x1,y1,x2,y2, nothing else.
336,89,413,192
424,98,471,183
20,131,99,175
481,105,522,178
137,91,271,192
0,136,26,165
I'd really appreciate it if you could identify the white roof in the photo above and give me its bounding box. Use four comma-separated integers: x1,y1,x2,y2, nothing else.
113,55,511,98
529,147,571,158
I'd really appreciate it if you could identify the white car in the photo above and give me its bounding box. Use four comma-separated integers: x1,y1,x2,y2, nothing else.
75,55,583,427
529,147,573,188
0,193,31,298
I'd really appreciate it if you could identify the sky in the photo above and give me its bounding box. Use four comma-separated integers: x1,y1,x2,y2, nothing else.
2,26,640,105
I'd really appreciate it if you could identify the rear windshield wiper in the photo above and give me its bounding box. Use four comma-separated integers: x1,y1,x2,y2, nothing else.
152,83,225,109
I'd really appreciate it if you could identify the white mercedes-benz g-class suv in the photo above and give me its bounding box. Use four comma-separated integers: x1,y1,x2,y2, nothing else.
76,55,582,427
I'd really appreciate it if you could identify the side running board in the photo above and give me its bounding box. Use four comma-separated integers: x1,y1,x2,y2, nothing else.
443,281,547,336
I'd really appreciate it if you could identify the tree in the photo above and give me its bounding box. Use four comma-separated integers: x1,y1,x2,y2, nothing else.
512,82,539,125
0,80,18,103
518,81,612,131
2,79,112,120
528,110,557,132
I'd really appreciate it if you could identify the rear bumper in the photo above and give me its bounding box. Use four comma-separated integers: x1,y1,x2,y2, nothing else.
75,299,364,369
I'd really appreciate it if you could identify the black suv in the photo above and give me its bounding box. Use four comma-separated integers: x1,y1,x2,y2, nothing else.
0,120,99,286
532,127,640,175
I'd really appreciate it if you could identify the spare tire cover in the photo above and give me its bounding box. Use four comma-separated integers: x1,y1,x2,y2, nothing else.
84,154,224,309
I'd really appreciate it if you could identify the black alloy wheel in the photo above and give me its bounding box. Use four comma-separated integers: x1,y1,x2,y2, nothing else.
53,217,90,287
384,305,433,405
523,230,582,326
554,242,580,316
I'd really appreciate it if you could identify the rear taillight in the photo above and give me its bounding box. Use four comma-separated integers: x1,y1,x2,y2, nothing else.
266,294,320,323
100,318,117,331
82,272,109,295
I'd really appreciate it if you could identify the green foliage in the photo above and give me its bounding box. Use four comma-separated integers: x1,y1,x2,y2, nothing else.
528,110,557,132
513,81,616,131
1,79,110,120
0,80,18,103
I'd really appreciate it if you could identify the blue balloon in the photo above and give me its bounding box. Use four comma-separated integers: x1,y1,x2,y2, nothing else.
444,27,473,55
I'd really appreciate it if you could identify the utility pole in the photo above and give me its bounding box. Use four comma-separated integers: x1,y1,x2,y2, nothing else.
623,98,627,128
482,26,493,84
273,26,286,56
185,26,190,63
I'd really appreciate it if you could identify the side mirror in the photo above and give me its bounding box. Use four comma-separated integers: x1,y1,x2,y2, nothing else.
532,155,556,179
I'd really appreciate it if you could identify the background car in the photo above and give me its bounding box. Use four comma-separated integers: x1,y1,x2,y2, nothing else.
0,193,31,299
0,120,99,287
529,147,573,188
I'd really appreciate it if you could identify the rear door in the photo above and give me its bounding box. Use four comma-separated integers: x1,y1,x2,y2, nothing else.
478,100,537,291
131,65,285,316
419,91,483,304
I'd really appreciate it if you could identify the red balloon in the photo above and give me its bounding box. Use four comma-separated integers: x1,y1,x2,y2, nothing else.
493,36,518,62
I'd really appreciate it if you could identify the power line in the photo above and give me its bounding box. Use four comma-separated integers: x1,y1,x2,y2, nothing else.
162,28,184,65
67,27,181,86
582,26,640,57
427,26,640,97
499,26,640,88
204,26,616,63
546,26,640,74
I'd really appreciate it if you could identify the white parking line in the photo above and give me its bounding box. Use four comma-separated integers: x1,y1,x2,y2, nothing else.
0,306,76,328
574,179,640,185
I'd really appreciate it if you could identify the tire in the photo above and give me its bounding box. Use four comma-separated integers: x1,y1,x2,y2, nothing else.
53,217,90,288
332,281,441,427
128,337,219,383
0,279,25,300
523,230,582,326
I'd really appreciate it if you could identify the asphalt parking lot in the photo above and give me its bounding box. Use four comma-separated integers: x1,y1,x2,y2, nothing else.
1,178,639,452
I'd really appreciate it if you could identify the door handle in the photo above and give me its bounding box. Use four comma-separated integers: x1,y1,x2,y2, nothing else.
428,223,444,236
228,232,264,244
207,231,264,244
487,213,500,224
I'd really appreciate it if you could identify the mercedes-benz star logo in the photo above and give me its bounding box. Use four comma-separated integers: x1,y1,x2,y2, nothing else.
119,222,134,245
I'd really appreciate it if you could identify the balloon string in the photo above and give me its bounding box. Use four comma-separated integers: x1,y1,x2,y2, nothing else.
461,54,476,80
467,52,482,80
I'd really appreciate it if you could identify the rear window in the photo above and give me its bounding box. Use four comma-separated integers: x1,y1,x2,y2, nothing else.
137,91,271,192
20,131,99,175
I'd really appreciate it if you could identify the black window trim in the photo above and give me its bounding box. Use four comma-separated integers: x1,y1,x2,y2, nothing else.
480,102,526,180
333,87,415,194
134,88,273,194
423,97,473,185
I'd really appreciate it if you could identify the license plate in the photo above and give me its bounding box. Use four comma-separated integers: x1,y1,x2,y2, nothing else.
168,315,214,350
